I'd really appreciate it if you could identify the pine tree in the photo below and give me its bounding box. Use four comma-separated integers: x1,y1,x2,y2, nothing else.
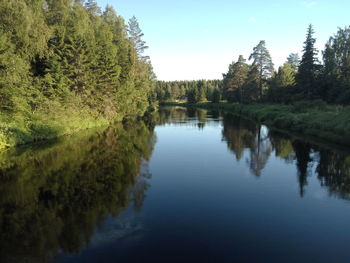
249,40,274,99
127,16,149,62
286,53,300,71
85,0,101,15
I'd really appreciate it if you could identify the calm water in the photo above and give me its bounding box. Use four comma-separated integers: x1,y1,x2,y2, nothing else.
1,107,350,263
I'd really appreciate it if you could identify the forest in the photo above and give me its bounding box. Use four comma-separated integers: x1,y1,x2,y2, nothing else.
1,0,350,151
157,25,350,105
0,0,155,149
155,80,222,103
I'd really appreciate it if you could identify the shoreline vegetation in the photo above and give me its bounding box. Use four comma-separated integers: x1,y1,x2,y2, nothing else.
154,25,350,149
0,1,156,151
1,2,350,151
161,101,350,148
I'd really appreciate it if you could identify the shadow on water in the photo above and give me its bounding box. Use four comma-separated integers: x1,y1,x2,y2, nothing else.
0,121,156,263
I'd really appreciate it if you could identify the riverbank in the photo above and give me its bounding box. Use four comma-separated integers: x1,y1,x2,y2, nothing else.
162,101,350,147
0,109,109,151
0,102,158,151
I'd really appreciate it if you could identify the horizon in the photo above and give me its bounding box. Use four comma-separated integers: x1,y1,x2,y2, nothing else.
97,0,349,81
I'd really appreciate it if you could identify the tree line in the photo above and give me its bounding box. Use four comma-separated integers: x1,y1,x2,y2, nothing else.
156,24,350,105
0,0,155,146
155,79,223,103
224,24,350,104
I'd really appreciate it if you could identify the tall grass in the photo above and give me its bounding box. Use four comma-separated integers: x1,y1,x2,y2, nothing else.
0,103,109,150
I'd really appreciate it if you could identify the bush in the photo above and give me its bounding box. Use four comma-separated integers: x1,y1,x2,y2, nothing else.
292,99,329,113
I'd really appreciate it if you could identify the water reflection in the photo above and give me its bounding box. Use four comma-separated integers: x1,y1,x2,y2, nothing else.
0,121,155,263
1,107,350,262
155,107,350,200
152,107,350,200
219,111,350,198
153,106,221,129
316,148,350,200
222,114,273,176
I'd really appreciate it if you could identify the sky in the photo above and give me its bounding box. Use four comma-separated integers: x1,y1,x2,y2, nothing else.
96,0,350,81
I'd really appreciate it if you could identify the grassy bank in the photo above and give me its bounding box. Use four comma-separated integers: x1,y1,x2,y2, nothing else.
0,101,158,151
162,101,350,147
0,107,109,151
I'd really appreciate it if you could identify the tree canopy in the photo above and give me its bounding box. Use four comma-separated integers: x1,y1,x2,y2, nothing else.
0,0,156,149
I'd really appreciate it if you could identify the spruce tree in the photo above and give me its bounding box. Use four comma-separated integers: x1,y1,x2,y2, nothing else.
297,24,319,99
223,55,249,103
323,26,350,103
211,88,221,103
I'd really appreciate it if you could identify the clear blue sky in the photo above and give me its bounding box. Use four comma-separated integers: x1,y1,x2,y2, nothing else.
96,0,350,80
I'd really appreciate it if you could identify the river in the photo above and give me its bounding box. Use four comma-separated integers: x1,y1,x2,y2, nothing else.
0,106,350,263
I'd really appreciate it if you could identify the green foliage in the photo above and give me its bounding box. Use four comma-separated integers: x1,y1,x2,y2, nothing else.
275,64,296,87
211,88,221,103
249,40,274,99
267,63,297,103
323,26,350,104
165,101,350,147
189,81,207,103
297,24,321,99
128,16,149,62
155,79,223,103
223,55,249,103
0,0,155,149
217,25,350,107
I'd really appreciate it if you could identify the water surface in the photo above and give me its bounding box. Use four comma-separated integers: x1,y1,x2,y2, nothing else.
1,107,350,263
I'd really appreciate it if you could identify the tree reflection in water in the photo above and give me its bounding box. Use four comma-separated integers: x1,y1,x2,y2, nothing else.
1,107,350,262
0,121,155,263
220,110,350,198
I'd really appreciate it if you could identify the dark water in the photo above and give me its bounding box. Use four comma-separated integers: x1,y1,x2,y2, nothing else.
1,107,350,263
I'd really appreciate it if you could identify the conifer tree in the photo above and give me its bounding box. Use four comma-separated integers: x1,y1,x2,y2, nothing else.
0,0,156,132
243,66,260,103
297,24,319,99
275,64,296,88
249,40,274,99
323,26,350,103
85,0,101,15
211,88,221,103
127,16,149,62
286,53,300,71
223,55,249,103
